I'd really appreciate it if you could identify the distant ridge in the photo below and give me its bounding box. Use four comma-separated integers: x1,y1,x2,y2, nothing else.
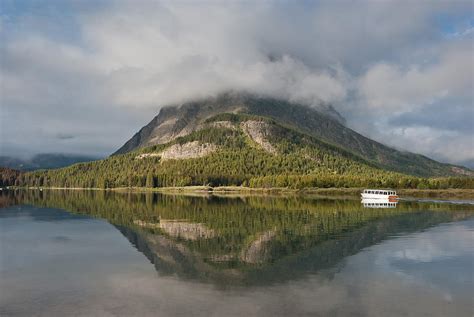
0,153,100,171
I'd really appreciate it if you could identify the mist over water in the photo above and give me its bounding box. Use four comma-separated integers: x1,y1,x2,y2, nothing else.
1,190,473,316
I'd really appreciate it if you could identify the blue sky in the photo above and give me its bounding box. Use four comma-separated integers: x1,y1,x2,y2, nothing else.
1,0,473,166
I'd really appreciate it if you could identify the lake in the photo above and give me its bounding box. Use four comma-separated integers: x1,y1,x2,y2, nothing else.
1,190,473,316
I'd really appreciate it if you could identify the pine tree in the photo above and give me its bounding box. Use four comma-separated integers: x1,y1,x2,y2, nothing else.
146,172,155,188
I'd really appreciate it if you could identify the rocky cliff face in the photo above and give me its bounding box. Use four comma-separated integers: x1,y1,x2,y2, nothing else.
136,141,217,161
240,121,277,154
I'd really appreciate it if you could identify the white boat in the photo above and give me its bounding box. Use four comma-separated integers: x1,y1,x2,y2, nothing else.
361,189,398,200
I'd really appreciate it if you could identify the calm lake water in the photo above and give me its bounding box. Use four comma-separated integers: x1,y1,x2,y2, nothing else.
1,190,473,317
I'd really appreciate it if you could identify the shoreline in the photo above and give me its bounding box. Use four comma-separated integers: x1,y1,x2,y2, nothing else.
4,186,474,199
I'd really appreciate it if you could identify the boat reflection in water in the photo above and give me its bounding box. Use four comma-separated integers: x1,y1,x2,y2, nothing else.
362,198,398,208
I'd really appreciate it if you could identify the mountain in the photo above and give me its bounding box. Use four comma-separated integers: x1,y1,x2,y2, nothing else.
0,153,100,171
14,92,473,189
114,92,470,177
114,92,345,155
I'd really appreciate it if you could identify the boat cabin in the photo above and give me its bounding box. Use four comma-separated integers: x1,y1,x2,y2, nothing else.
363,189,396,196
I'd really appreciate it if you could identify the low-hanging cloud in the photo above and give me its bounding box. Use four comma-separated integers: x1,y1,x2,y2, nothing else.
1,0,473,165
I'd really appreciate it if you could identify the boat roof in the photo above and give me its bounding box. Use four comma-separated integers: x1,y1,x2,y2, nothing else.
363,189,396,191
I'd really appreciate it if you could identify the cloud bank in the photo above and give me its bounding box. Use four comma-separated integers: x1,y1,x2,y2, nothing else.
1,0,473,165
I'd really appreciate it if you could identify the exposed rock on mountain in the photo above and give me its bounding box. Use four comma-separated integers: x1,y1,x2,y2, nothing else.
240,121,277,154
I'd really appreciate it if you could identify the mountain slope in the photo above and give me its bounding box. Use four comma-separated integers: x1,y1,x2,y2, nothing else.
114,92,470,177
0,153,100,171
114,92,345,155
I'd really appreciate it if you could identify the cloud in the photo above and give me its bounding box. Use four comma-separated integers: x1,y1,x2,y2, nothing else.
56,133,76,140
357,42,472,113
0,0,473,164
350,39,473,164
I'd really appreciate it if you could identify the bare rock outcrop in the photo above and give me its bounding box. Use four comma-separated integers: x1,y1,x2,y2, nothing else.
161,141,217,160
451,166,474,176
240,120,277,154
136,141,217,160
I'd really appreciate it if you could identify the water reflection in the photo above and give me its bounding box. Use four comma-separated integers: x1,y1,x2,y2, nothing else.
362,198,398,208
1,189,472,287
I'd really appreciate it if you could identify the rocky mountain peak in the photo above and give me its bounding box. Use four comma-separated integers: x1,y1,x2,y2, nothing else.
113,91,345,155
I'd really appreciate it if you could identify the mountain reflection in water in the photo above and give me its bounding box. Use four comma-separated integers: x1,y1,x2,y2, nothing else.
2,189,472,288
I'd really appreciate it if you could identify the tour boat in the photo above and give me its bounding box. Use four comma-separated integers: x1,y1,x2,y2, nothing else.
361,189,398,200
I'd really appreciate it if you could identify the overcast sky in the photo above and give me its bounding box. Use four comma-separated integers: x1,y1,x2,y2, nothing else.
1,0,473,166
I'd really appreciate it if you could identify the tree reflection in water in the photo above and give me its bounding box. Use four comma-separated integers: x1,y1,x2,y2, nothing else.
3,189,473,287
